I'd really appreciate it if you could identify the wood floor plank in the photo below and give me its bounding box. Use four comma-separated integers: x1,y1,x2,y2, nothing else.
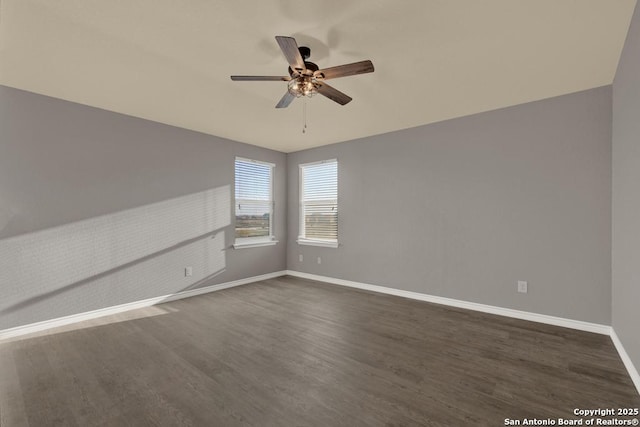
12,338,80,426
0,344,30,427
0,275,638,426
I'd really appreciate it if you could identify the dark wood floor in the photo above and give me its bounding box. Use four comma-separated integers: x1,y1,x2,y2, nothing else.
1,276,638,426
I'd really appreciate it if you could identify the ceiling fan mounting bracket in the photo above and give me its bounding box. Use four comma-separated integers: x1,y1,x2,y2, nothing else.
298,46,311,60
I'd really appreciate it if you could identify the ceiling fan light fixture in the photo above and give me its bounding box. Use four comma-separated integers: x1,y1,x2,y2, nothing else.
287,77,319,98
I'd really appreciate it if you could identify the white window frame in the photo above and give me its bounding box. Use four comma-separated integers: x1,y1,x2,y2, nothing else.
233,157,278,249
297,159,339,248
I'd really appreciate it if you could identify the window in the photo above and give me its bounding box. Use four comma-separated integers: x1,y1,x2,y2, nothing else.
234,158,276,248
298,159,338,248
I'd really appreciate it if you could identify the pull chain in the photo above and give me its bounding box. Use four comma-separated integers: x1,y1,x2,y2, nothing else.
302,98,307,134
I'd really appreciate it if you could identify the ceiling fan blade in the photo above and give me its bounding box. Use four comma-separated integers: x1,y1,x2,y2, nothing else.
275,36,306,73
316,82,352,105
314,60,375,80
276,91,296,108
230,75,290,81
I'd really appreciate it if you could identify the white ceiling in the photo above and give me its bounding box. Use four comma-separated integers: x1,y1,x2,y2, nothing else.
0,1,636,153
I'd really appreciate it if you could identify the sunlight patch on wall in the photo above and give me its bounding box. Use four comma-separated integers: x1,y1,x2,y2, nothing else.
0,186,230,329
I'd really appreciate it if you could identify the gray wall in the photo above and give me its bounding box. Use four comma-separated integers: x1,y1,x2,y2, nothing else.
613,3,640,374
0,85,286,330
287,86,612,325
0,80,619,331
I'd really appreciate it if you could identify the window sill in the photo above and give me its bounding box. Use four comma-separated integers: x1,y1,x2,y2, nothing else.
233,239,279,249
297,239,339,248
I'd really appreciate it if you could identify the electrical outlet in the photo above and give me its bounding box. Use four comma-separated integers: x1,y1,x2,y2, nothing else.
299,254,303,262
517,280,528,293
185,266,193,277
317,257,322,265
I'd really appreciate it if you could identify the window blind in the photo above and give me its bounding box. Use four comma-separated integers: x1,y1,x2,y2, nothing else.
299,160,338,242
235,158,273,239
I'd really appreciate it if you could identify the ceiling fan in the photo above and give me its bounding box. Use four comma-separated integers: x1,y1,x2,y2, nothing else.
231,36,374,108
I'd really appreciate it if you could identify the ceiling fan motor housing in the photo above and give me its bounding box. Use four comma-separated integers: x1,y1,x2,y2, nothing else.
287,46,319,77
288,62,319,77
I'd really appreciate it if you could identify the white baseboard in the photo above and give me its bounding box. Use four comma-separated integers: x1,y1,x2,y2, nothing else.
3,268,637,398
610,329,640,395
0,270,286,341
2,269,611,341
285,270,612,335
